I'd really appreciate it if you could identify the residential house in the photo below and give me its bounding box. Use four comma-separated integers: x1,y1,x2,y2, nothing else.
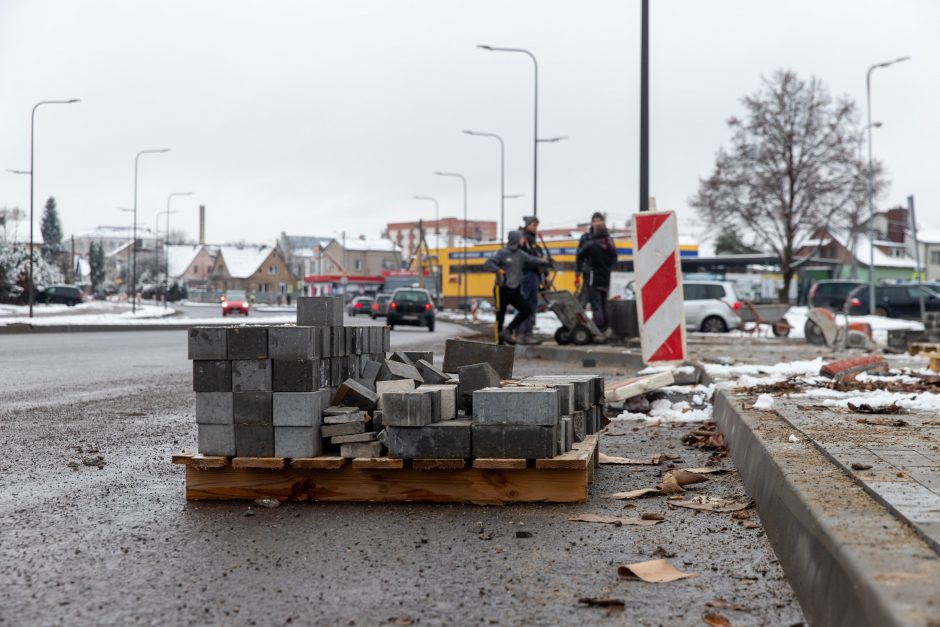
795,228,917,281
916,228,940,281
166,244,216,288
278,233,333,294
209,245,295,303
304,237,402,297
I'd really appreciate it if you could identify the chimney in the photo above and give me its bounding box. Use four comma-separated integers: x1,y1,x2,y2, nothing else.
199,205,206,245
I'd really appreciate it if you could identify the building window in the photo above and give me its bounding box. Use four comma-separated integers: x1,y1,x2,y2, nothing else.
355,259,362,271
268,265,277,275
931,251,940,265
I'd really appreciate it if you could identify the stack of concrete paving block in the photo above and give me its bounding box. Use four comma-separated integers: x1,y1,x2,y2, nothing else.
188,296,391,458
521,375,606,441
470,386,567,458
381,385,471,459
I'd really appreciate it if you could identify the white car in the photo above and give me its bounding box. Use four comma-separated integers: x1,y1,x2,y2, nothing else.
683,281,743,333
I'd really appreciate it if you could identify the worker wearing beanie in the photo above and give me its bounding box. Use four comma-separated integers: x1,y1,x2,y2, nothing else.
575,212,618,331
484,230,551,345
517,215,546,345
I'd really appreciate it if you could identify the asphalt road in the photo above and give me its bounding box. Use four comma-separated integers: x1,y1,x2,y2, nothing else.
0,327,803,626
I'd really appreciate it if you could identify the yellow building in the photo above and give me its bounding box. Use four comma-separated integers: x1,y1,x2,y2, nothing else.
429,238,699,307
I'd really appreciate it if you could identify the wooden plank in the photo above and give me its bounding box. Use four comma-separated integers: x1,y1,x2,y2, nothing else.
412,459,467,470
535,448,591,470
171,453,229,468
184,465,588,504
606,371,674,401
231,457,286,470
351,457,404,469
291,456,346,470
473,458,527,470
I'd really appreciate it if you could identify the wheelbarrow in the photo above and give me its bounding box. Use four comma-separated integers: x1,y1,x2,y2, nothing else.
543,289,606,345
738,301,793,337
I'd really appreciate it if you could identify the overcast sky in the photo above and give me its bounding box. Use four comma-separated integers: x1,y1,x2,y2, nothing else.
1,0,937,249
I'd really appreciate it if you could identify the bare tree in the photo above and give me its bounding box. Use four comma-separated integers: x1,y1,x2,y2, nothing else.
838,158,888,279
691,70,871,301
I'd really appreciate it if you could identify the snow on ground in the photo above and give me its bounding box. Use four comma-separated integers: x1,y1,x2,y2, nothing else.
439,310,565,335
614,397,714,423
0,304,180,326
800,387,940,412
724,306,923,344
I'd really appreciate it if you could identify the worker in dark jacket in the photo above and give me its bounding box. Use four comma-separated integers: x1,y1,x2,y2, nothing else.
484,230,551,345
575,212,618,331
518,215,545,345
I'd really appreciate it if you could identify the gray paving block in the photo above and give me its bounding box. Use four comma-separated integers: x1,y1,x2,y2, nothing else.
317,359,333,389
268,326,319,359
456,363,501,413
226,326,268,360
562,416,574,451
198,424,236,456
383,327,391,352
386,420,472,459
232,359,273,392
472,387,561,426
272,359,317,392
331,432,379,444
383,391,434,427
443,339,514,379
333,378,379,411
330,327,345,357
569,411,586,442
403,351,434,365
379,359,424,384
273,392,323,427
193,360,232,392
421,388,442,423
557,418,566,453
274,426,322,458
361,359,382,386
330,355,346,384
188,326,227,360
297,296,343,327
471,424,558,459
376,379,415,402
196,392,234,425
390,351,415,366
417,384,456,420
522,382,574,415
525,376,591,410
318,326,332,358
372,410,384,432
323,406,365,423
415,359,448,384
340,441,384,459
233,392,273,425
235,424,274,457
321,420,369,437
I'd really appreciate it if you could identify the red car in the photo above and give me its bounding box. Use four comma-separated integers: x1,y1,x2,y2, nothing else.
221,290,250,316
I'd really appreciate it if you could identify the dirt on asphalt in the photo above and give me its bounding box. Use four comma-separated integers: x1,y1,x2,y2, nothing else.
0,353,805,626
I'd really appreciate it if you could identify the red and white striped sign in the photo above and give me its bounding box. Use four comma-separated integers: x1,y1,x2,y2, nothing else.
632,210,687,364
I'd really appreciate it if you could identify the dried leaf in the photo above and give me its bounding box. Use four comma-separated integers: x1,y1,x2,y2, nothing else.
568,514,662,526
640,512,665,521
857,417,909,427
739,520,761,529
671,469,708,486
848,402,904,415
850,462,873,471
703,613,733,627
668,496,748,513
616,559,699,583
658,473,684,495
603,488,662,500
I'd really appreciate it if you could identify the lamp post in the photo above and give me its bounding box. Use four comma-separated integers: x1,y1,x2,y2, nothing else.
463,130,506,244
412,195,440,235
434,171,468,318
117,207,134,297
477,45,540,218
132,148,170,313
865,56,909,315
163,191,194,309
23,99,81,317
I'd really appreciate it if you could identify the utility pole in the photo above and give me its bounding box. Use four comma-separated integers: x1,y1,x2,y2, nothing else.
639,0,650,212
909,195,926,322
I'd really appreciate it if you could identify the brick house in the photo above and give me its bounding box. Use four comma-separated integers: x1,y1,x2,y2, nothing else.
210,245,296,303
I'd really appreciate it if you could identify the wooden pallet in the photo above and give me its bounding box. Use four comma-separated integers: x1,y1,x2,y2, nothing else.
171,434,600,504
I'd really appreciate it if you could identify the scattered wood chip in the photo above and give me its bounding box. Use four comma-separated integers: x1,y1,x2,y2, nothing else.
568,514,662,526
739,520,761,529
850,462,873,471
577,597,625,609
668,496,748,513
703,613,733,627
604,488,663,500
616,559,698,583
652,545,676,558
848,402,904,415
640,512,665,521
599,452,664,465
796,404,828,411
706,598,748,611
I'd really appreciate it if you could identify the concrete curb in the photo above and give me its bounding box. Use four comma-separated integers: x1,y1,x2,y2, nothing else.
711,386,940,627
513,343,645,370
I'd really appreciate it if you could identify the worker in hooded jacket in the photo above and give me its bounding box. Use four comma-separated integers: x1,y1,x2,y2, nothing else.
484,230,552,345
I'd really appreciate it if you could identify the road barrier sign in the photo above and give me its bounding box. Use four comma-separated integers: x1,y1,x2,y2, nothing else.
632,210,687,364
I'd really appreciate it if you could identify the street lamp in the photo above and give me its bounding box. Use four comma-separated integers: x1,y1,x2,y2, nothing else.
477,45,541,218
163,191,194,309
434,171,468,318
24,99,81,317
117,207,134,296
463,130,506,244
132,148,170,313
866,56,909,315
412,195,440,235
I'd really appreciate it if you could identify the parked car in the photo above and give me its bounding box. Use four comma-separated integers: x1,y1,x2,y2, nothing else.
370,293,392,319
220,289,250,316
387,288,435,332
682,281,743,333
808,280,866,311
0,284,24,304
347,296,374,317
845,283,940,319
35,284,84,306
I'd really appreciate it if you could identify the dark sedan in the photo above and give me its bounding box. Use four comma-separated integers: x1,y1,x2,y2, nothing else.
845,283,940,319
387,288,435,332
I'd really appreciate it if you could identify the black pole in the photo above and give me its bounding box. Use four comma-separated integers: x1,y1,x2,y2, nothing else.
639,0,649,212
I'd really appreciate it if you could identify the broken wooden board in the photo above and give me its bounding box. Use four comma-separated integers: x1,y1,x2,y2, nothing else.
606,370,675,401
